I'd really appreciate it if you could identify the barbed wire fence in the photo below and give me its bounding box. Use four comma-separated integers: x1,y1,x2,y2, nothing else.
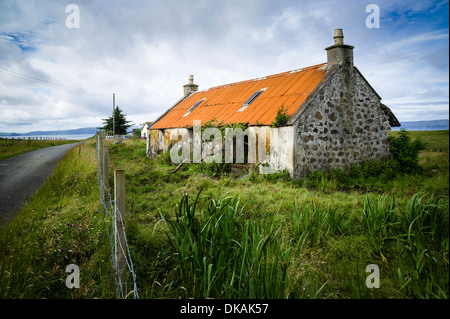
95,131,139,299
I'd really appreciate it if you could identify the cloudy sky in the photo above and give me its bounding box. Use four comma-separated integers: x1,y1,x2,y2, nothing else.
0,0,448,133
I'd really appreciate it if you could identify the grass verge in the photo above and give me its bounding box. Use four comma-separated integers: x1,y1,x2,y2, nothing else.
0,141,114,298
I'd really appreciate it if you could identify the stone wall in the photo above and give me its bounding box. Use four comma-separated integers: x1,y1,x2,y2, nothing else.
244,126,295,175
256,126,295,175
147,128,192,158
147,125,295,175
293,65,392,178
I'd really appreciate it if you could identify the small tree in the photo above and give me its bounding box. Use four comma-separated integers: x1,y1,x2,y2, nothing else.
132,129,141,138
389,129,426,172
99,106,133,135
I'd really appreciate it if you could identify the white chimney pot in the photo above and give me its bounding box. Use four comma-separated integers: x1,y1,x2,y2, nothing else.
334,29,344,45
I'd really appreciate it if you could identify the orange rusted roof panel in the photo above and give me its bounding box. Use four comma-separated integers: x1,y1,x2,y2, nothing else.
151,63,327,129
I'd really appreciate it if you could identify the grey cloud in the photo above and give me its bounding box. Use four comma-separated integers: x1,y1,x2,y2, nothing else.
426,47,449,70
0,121,32,127
416,88,449,100
0,0,448,133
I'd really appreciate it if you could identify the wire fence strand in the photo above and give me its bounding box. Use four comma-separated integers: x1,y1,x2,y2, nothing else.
95,132,139,299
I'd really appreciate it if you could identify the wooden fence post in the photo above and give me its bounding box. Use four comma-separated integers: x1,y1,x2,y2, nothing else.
114,169,127,289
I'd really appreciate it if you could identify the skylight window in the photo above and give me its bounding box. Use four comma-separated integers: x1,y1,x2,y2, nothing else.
237,88,267,112
183,98,205,117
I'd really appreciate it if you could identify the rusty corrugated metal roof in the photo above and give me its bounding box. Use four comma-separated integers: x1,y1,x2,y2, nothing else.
151,63,328,129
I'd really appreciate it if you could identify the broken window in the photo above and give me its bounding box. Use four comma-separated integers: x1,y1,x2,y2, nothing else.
183,98,206,117
237,88,267,112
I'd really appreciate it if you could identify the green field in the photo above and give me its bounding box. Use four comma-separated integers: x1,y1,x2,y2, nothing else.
390,130,449,152
0,130,448,299
0,138,81,161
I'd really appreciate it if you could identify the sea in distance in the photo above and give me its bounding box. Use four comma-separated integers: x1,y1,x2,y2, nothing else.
0,134,94,140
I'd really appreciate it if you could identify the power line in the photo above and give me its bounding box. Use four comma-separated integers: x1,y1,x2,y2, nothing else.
0,65,108,97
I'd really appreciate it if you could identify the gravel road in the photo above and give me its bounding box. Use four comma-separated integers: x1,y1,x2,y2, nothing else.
0,142,80,228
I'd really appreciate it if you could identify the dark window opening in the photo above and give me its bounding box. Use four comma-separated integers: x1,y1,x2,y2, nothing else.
238,88,267,112
183,98,205,117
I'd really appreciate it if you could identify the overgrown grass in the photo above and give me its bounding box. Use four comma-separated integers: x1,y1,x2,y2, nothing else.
396,194,449,298
109,134,448,299
0,131,448,299
0,138,82,161
0,141,114,298
157,191,291,298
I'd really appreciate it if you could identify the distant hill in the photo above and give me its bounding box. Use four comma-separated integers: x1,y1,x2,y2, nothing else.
1,121,448,137
392,120,449,131
0,127,98,136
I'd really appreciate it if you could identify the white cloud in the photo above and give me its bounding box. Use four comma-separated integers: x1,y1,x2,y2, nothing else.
0,0,448,133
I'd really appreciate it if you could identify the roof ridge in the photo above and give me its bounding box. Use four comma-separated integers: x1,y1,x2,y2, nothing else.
206,62,327,91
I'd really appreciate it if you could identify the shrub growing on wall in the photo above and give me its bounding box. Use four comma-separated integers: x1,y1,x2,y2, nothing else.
271,105,290,128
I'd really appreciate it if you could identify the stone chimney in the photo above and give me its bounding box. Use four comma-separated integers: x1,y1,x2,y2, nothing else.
325,29,354,71
183,74,199,97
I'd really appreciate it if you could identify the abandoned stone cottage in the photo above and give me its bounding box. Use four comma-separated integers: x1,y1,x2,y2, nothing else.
146,29,400,179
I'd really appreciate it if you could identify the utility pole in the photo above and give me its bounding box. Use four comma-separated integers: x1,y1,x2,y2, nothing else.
113,93,115,138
